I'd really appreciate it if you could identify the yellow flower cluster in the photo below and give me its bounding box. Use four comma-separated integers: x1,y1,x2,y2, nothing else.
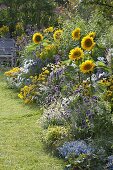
30,70,49,84
15,22,24,36
18,84,36,104
69,28,96,74
100,78,111,86
37,69,50,81
82,80,91,96
4,67,21,77
100,76,113,100
45,44,55,51
0,25,9,37
18,69,50,103
74,80,92,96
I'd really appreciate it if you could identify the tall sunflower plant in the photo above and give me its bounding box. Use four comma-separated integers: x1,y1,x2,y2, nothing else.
68,28,97,96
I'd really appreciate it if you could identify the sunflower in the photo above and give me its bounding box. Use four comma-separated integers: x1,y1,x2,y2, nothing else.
72,28,80,40
53,29,63,41
32,32,43,44
44,26,54,33
88,32,96,39
69,47,84,61
80,60,95,73
81,36,95,51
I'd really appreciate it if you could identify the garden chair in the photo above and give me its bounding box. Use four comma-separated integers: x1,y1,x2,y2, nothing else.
0,38,16,67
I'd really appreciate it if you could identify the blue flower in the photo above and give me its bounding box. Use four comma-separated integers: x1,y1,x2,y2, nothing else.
107,155,113,170
58,140,93,159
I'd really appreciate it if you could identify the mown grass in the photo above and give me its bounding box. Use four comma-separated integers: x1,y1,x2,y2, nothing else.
0,71,64,170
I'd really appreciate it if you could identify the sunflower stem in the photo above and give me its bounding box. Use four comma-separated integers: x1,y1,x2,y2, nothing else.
79,38,81,48
90,50,93,58
78,60,81,84
39,43,42,53
78,71,81,84
89,72,93,95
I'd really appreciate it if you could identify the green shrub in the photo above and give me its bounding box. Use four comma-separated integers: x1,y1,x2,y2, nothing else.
44,126,69,148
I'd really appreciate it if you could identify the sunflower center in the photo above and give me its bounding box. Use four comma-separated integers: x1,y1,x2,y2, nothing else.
84,64,92,70
55,33,61,39
85,39,93,47
74,31,79,37
35,35,41,42
73,51,81,58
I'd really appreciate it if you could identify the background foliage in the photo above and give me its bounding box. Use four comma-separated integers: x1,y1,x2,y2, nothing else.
0,0,56,34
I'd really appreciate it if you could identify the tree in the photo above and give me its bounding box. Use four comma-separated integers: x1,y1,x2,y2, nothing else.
54,0,69,7
80,0,113,20
0,0,56,32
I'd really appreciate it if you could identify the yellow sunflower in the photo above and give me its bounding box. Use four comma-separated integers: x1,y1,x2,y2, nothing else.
72,28,80,40
80,60,95,73
88,32,96,39
44,26,54,33
53,29,63,41
69,47,84,61
81,36,95,51
32,32,43,44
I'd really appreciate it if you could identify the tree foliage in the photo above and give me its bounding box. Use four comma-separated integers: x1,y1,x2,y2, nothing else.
80,0,113,20
54,0,69,6
0,0,56,30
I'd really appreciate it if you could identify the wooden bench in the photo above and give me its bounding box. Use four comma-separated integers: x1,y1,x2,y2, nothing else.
0,38,16,67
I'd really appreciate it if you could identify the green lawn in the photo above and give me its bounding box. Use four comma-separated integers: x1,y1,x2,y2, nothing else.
0,72,63,170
